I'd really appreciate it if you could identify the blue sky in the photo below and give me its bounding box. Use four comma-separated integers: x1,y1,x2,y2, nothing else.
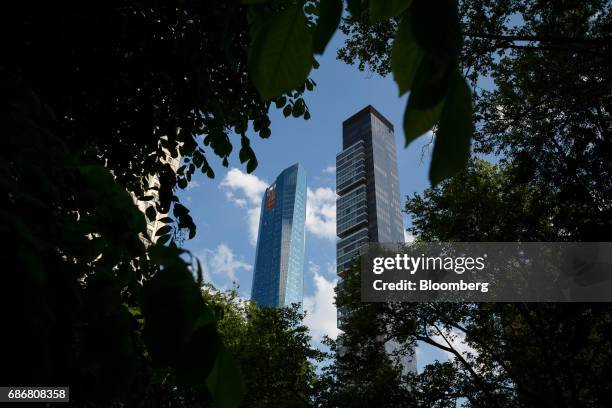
177,31,456,371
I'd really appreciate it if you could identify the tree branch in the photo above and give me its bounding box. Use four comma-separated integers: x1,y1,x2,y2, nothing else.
465,32,612,47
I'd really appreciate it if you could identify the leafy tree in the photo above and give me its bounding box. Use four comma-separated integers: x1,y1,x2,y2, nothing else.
1,1,312,405
325,3,611,406
314,261,414,408
322,159,612,407
203,288,325,408
337,0,611,191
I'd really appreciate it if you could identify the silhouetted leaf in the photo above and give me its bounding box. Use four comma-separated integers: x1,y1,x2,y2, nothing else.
145,206,157,222
370,0,412,23
313,0,342,54
430,70,473,184
173,203,189,217
346,0,364,20
176,323,221,386
207,348,244,408
391,15,423,96
156,225,172,236
410,55,454,109
409,0,461,58
156,234,171,246
403,97,444,146
142,260,209,366
246,155,258,173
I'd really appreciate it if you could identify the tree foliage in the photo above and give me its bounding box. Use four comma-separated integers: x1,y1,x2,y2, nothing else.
337,0,612,186
322,2,612,407
1,1,313,405
321,160,612,407
202,288,324,408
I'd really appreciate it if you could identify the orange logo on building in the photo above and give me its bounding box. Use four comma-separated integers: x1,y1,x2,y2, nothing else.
265,184,276,210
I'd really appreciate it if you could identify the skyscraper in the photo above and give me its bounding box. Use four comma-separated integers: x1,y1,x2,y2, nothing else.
251,164,307,308
336,105,404,275
336,105,416,373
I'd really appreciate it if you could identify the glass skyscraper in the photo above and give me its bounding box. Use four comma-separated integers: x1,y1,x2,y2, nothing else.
336,106,416,373
336,105,404,275
251,164,307,308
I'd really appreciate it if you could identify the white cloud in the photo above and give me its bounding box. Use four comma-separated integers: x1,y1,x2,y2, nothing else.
220,168,268,206
303,266,340,342
185,180,201,190
306,187,336,240
198,243,252,283
220,168,268,245
404,230,415,243
219,169,337,244
322,165,336,174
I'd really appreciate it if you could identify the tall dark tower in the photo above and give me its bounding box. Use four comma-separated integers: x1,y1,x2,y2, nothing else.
336,105,404,275
335,105,415,373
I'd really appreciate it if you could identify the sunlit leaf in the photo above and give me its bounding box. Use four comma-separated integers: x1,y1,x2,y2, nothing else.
391,15,423,96
403,97,444,146
248,4,313,100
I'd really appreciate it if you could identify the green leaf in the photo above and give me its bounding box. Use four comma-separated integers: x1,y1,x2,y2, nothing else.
429,70,473,185
207,348,244,408
156,225,173,236
248,4,313,100
370,0,412,23
408,54,454,109
176,323,221,387
188,223,196,240
141,262,208,367
346,0,364,20
409,0,462,58
403,97,444,146
391,15,423,96
313,0,342,55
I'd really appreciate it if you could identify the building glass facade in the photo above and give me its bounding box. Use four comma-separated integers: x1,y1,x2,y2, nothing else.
251,164,306,308
336,106,416,373
336,105,404,276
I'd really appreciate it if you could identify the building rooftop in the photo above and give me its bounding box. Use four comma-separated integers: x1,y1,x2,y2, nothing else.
342,105,394,131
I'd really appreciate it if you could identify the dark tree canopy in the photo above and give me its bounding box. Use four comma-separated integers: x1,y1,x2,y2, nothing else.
1,1,312,405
